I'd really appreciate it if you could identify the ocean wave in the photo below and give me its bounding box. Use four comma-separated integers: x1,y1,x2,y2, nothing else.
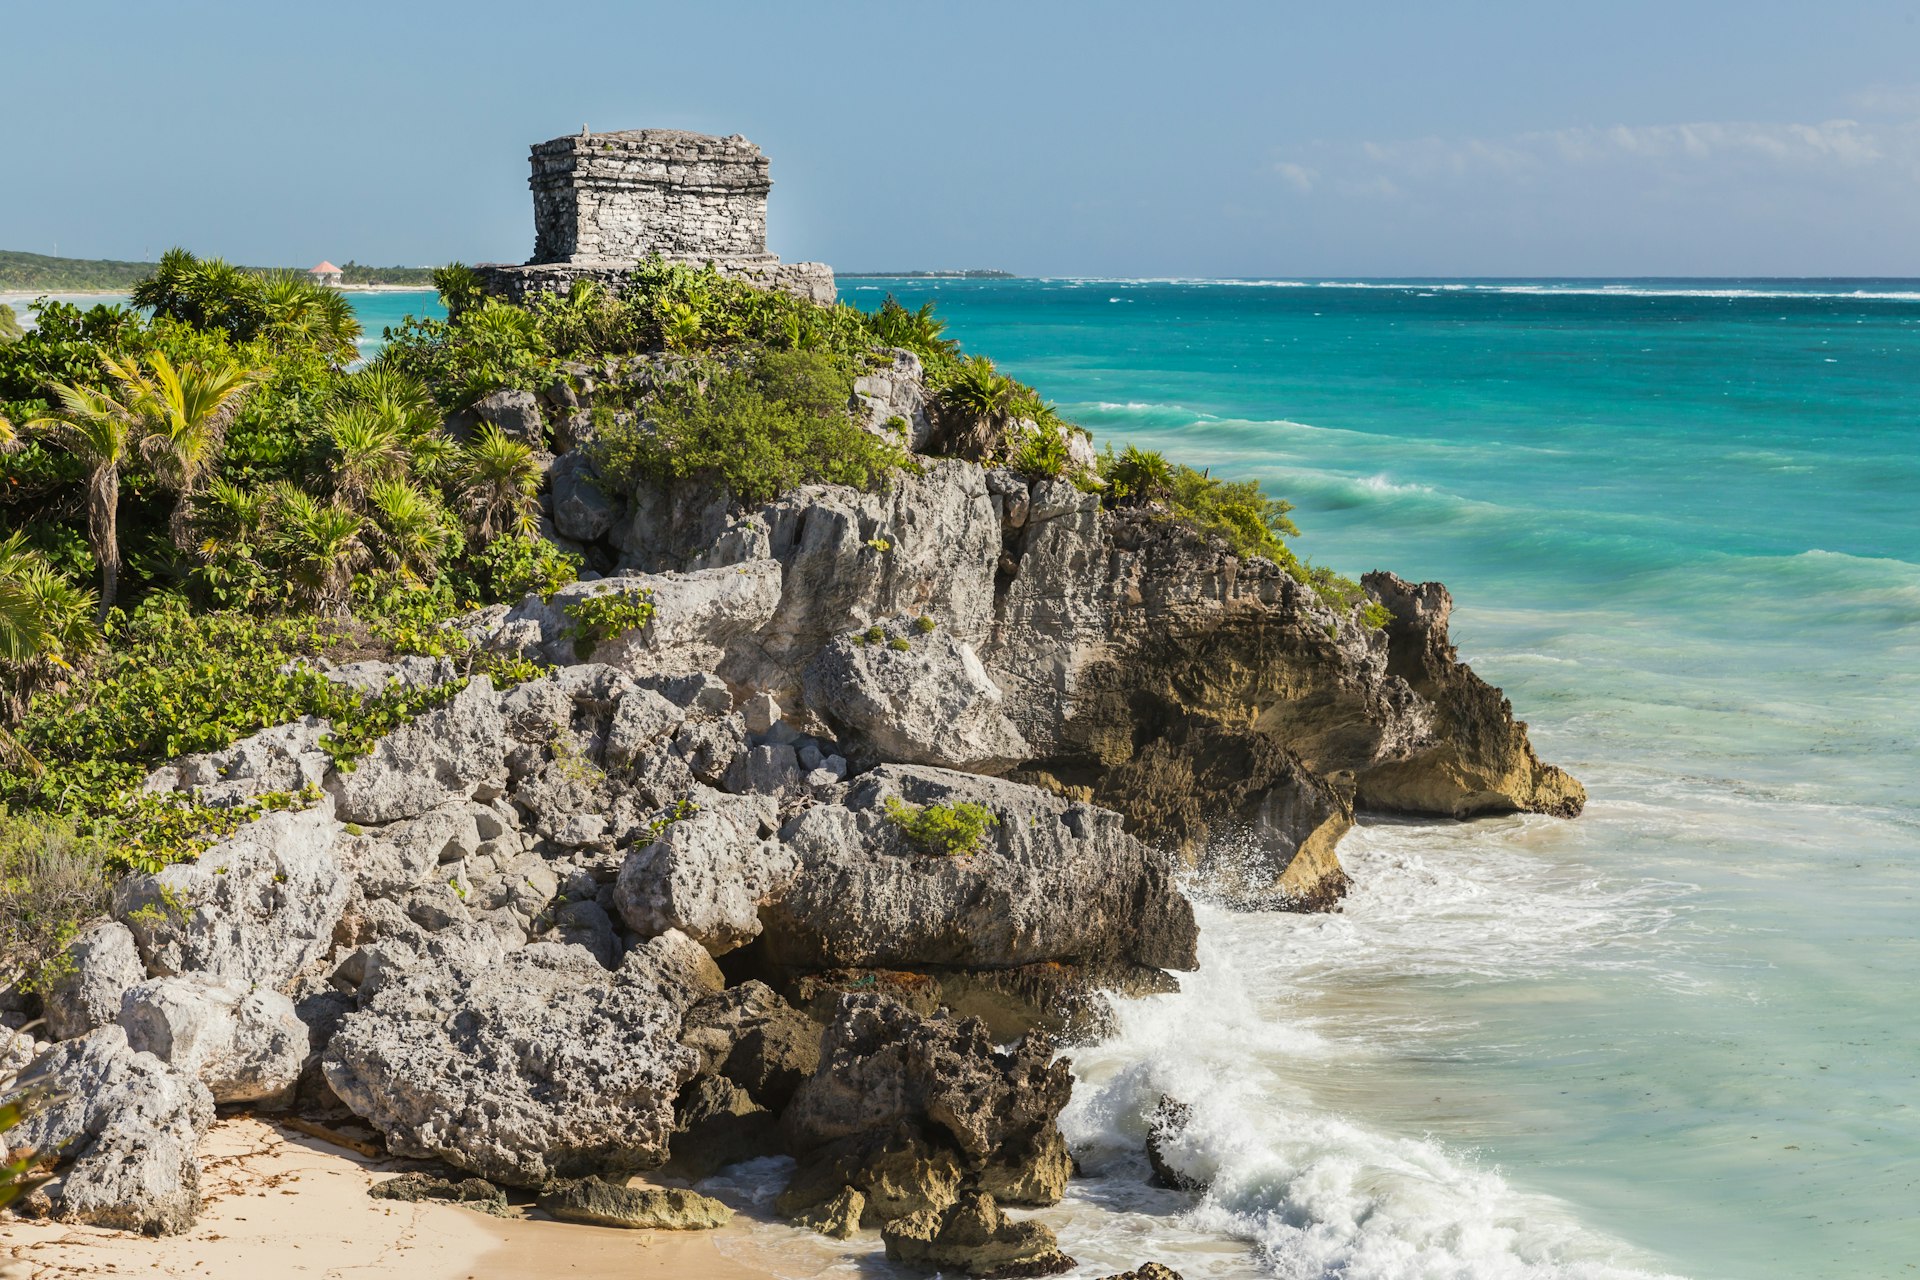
1035,277,1920,302
1059,857,1693,1280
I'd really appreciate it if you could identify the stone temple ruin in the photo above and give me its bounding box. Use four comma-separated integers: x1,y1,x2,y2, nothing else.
476,128,835,306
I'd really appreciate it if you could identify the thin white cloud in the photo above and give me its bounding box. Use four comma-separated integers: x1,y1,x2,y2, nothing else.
1276,110,1915,199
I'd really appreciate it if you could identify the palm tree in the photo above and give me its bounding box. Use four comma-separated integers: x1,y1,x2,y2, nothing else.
326,403,411,506
124,351,257,550
0,530,98,727
259,271,362,363
458,424,541,538
269,488,367,610
936,355,1018,459
27,381,138,616
367,479,459,580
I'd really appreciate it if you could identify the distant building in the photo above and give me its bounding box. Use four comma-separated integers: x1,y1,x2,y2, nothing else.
308,261,343,287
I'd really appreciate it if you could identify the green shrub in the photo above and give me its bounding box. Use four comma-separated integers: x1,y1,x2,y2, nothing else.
321,679,469,771
562,589,656,659
883,795,999,856
887,636,912,652
0,807,111,992
589,348,908,505
913,616,936,634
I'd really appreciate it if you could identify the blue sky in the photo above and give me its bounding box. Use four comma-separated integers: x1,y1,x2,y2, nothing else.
5,0,1919,276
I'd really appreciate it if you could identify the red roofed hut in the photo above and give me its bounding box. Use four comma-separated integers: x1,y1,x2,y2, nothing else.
308,261,343,287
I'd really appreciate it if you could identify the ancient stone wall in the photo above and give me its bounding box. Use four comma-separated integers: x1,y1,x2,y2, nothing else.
530,129,770,265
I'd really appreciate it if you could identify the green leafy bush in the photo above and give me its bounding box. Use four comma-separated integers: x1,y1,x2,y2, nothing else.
321,680,469,770
589,348,908,505
562,589,656,658
883,795,999,856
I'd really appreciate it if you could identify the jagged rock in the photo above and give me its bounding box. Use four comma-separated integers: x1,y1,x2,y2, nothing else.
933,960,1177,1044
723,741,805,797
762,765,1197,973
141,716,331,808
1357,572,1588,818
320,656,460,700
326,678,507,825
803,621,1028,774
117,975,306,1106
1,1026,37,1076
777,1124,964,1227
334,802,487,903
467,388,547,449
367,1172,511,1217
497,563,782,674
882,1191,1075,1278
1146,1096,1203,1192
667,1075,779,1179
322,937,705,1187
115,805,347,987
549,899,621,968
1088,718,1352,909
741,690,781,735
678,980,821,1110
538,1177,732,1230
12,1025,214,1235
550,450,617,541
1097,1267,1184,1280
791,1184,864,1239
614,790,790,955
853,348,934,450
672,715,748,786
42,921,145,1041
643,670,733,716
783,995,1072,1177
604,687,687,770
975,1124,1072,1206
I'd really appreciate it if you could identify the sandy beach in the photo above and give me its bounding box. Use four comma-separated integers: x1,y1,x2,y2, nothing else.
2,1117,772,1280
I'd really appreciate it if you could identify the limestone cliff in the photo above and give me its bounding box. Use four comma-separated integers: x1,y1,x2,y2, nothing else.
544,437,1583,910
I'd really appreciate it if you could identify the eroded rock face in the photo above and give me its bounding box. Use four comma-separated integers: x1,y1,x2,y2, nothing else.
762,766,1197,974
142,716,332,809
117,975,307,1106
322,938,704,1187
853,348,935,451
803,620,1028,774
42,920,146,1041
115,805,347,987
13,1025,214,1235
537,1177,732,1230
1356,572,1588,818
494,564,783,675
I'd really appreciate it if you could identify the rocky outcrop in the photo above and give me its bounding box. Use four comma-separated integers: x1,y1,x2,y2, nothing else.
1356,573,1587,818
322,937,707,1187
761,765,1197,974
367,1173,511,1217
778,994,1073,1236
41,920,145,1041
537,1177,732,1230
854,349,935,450
115,805,347,986
882,1192,1075,1278
326,678,506,825
803,620,1028,774
12,1025,214,1235
141,716,331,809
117,976,306,1106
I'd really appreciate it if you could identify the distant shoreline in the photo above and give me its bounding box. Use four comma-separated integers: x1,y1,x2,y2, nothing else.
837,269,1017,279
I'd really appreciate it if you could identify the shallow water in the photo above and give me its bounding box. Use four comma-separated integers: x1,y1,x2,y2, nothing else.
812,278,1919,1280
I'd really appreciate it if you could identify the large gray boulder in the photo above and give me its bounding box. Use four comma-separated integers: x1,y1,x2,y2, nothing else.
117,975,306,1106
41,920,146,1041
803,620,1028,773
760,766,1198,974
326,678,507,825
495,563,782,676
12,1024,215,1235
322,936,708,1187
115,804,347,987
613,789,791,955
549,450,617,542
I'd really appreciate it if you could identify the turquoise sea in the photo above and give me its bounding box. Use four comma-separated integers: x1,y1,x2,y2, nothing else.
337,282,1915,1279
822,277,1920,1280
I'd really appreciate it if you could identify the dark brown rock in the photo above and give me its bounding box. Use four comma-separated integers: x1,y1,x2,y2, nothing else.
537,1176,732,1229
1146,1096,1204,1192
367,1172,511,1217
882,1191,1075,1277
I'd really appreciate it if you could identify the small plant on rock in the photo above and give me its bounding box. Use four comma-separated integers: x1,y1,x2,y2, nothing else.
913,615,936,634
883,796,999,857
888,636,912,652
562,589,656,659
